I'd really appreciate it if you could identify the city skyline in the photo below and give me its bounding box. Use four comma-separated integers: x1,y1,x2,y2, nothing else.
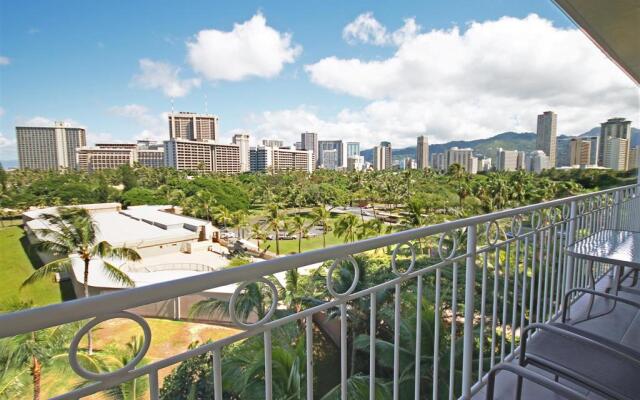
1,1,638,162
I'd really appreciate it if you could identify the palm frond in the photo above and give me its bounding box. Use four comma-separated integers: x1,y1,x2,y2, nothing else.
102,261,135,287
21,258,72,288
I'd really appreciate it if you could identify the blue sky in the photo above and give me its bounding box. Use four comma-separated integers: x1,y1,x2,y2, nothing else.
0,0,637,162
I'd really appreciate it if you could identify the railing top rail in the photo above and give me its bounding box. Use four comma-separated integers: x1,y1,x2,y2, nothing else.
0,183,636,338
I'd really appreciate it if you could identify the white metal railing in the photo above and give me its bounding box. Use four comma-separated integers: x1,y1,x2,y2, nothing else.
0,184,638,400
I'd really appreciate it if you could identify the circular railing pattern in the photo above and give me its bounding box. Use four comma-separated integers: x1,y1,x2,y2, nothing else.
229,278,278,330
438,231,458,260
391,242,416,276
68,311,151,381
510,214,523,237
530,210,542,230
326,256,360,298
485,220,500,246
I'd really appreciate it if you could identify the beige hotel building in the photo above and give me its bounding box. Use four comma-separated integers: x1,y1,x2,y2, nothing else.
17,122,86,170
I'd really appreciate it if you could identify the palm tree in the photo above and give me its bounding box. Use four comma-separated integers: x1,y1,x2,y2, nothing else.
213,205,233,230
334,213,360,243
264,204,286,255
288,214,311,253
310,206,331,248
232,210,249,239
101,336,149,399
250,223,267,251
189,280,275,321
21,207,141,353
0,301,80,400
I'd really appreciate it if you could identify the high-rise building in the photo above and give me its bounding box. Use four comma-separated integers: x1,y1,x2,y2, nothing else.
446,147,478,174
300,132,318,166
525,150,551,174
232,133,251,172
347,155,364,171
262,139,284,148
318,140,345,168
164,139,240,174
17,122,86,170
480,158,492,172
403,157,417,170
496,148,520,171
536,111,557,166
321,149,339,170
569,138,592,166
555,137,572,167
603,137,630,171
346,142,360,157
416,135,429,169
168,112,218,142
585,136,600,166
372,141,392,170
76,141,164,171
599,118,632,168
250,146,313,173
430,153,447,171
629,147,639,170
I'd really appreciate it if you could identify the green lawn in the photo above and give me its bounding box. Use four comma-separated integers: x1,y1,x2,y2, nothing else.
0,226,72,310
264,230,346,254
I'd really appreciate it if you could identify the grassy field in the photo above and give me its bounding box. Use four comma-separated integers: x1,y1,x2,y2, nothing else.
264,229,346,254
0,225,73,310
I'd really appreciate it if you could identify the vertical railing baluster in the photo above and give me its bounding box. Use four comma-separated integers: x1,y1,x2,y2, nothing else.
490,248,499,368
448,262,458,400
564,201,577,307
393,283,401,400
510,238,521,356
340,304,347,400
370,293,377,400
149,370,159,400
520,236,529,333
212,349,223,400
306,315,314,400
536,227,544,323
265,330,273,400
433,268,441,400
478,251,488,378
414,276,423,400
529,226,537,324
500,241,510,361
462,224,477,399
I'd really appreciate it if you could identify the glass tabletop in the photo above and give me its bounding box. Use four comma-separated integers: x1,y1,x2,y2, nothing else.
566,229,640,269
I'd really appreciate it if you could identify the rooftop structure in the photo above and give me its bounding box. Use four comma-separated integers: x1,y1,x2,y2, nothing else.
168,112,219,142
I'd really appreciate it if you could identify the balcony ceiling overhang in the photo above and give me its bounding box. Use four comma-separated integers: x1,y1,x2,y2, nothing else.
554,0,640,85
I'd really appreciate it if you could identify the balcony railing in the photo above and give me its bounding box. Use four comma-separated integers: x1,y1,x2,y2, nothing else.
1,183,639,399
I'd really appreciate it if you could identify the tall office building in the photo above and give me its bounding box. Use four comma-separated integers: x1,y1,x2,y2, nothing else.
372,141,392,170
603,137,630,171
168,112,218,142
300,132,318,166
232,133,251,172
347,155,365,171
321,149,339,170
555,137,572,167
164,139,240,174
76,141,164,171
17,122,86,170
318,140,344,168
629,147,639,170
496,148,520,171
446,147,478,174
525,150,551,174
430,153,447,171
346,142,360,158
416,135,429,169
250,145,313,173
569,138,592,166
262,139,284,148
599,117,632,168
536,111,557,166
585,136,600,166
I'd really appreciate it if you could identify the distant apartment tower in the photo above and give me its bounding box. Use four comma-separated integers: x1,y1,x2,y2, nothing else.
430,153,447,172
629,147,639,170
347,155,365,171
569,138,592,166
496,148,520,171
447,147,478,174
318,140,344,168
346,142,360,157
76,141,164,171
480,158,492,172
416,135,429,169
536,111,557,166
599,118,632,169
232,133,251,172
403,157,417,170
250,146,313,173
321,149,339,170
262,139,284,148
300,132,318,166
164,139,240,174
17,122,86,170
603,137,630,171
525,150,551,174
168,112,218,142
372,141,392,170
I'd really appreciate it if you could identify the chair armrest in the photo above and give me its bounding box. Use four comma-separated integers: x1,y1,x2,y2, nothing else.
485,363,588,400
562,288,640,323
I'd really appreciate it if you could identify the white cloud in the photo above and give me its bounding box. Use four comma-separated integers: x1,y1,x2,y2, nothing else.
187,12,301,81
0,132,14,149
342,13,421,46
16,116,84,128
109,104,167,142
0,56,9,66
133,59,201,97
301,14,638,146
